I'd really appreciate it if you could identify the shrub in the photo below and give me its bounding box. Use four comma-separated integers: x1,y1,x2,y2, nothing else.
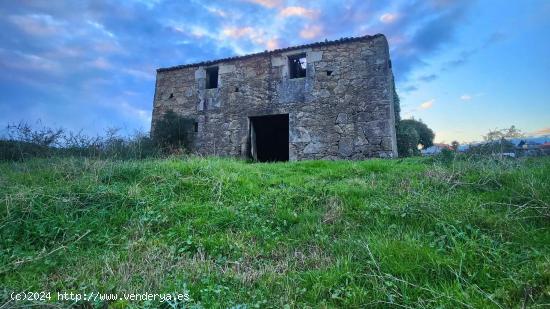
435,148,455,165
0,140,51,161
0,122,161,161
467,139,515,155
397,124,420,157
151,110,195,153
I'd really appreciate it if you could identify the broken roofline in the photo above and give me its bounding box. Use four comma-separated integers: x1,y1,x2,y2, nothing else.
157,33,385,72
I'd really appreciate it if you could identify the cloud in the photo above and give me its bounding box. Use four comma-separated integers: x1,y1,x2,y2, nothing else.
266,38,279,50
420,99,435,109
530,127,550,136
401,85,418,93
122,67,155,80
279,6,319,19
205,6,228,17
386,0,473,82
418,74,438,82
88,57,112,70
299,25,323,39
459,93,484,101
167,21,216,41
190,26,210,38
132,0,162,9
222,27,256,39
9,14,65,36
242,0,282,9
379,13,397,24
117,100,151,126
86,20,116,38
92,41,123,53
0,49,61,73
221,26,271,48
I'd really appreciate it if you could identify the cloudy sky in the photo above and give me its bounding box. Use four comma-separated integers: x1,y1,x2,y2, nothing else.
0,0,549,142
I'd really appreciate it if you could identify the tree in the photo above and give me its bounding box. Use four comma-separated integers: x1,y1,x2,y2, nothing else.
478,125,524,156
397,124,420,157
451,140,460,151
468,140,515,155
152,110,195,152
484,125,525,141
399,119,435,149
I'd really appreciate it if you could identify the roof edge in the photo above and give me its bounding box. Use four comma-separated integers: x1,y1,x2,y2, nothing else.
157,33,385,73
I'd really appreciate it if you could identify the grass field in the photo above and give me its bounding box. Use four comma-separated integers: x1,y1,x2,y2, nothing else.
1,156,549,308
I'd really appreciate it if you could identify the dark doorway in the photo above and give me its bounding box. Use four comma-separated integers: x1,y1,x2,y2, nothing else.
249,114,289,162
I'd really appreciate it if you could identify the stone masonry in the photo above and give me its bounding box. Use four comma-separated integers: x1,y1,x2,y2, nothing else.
151,34,398,160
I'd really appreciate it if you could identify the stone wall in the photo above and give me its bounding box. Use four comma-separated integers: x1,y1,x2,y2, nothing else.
151,34,398,160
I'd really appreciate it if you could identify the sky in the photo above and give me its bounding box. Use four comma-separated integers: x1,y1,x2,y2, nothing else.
0,0,549,143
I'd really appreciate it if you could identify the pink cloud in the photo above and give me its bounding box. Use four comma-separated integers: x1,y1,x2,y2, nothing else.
379,13,398,24
279,6,319,19
242,0,283,8
220,26,279,51
531,127,550,136
222,26,271,47
266,38,279,50
420,99,435,109
222,27,255,38
299,25,323,39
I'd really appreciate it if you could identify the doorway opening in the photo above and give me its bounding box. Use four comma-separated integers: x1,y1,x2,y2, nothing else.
249,114,289,162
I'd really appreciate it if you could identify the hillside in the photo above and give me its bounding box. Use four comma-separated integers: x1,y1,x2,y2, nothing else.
1,157,549,308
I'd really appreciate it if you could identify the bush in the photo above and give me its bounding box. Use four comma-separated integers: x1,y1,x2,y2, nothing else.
0,140,51,161
151,110,195,153
0,121,161,161
467,139,515,155
0,111,197,161
435,148,455,165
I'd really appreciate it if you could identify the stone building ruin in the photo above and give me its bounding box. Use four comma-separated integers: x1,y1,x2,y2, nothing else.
151,34,398,161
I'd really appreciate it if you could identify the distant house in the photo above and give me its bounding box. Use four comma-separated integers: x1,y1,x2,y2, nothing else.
421,143,451,156
457,144,470,152
516,140,543,157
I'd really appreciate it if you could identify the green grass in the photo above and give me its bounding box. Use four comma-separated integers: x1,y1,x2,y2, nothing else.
1,156,549,308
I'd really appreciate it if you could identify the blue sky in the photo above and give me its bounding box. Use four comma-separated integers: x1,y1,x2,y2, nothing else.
0,0,548,143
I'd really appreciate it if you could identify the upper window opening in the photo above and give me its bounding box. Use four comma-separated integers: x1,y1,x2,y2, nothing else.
289,53,306,79
206,66,219,89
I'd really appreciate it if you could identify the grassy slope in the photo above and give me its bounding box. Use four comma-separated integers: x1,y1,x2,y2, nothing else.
0,157,549,308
